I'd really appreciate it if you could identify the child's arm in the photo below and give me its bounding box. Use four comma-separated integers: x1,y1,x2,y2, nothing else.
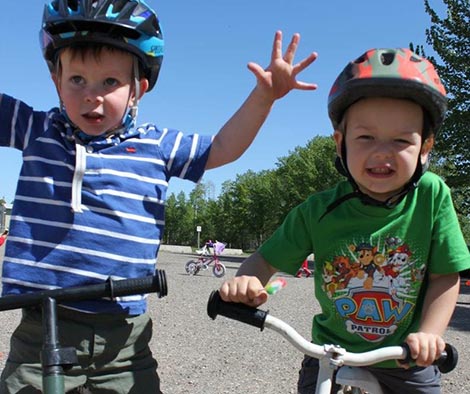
404,272,460,367
205,31,318,170
219,251,278,307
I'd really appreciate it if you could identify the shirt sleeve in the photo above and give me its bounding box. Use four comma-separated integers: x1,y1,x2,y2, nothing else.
428,183,470,274
259,202,314,275
0,93,53,151
159,127,212,183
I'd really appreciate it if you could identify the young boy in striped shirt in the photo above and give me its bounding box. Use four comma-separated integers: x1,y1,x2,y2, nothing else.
0,1,318,392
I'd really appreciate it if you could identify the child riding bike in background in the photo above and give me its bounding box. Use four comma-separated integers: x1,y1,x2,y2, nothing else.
197,239,215,256
0,0,318,392
0,229,8,247
296,258,312,278
219,48,470,393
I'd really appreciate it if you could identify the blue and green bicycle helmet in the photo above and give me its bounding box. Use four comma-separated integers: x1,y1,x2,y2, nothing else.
40,0,164,91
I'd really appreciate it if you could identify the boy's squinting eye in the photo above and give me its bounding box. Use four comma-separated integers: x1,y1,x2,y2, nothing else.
357,134,373,141
395,138,412,145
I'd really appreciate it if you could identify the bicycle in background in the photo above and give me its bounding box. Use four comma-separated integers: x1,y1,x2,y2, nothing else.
207,290,458,394
186,241,227,278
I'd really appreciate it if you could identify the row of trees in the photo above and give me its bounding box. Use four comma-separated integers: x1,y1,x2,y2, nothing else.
421,0,470,239
164,136,470,250
164,136,343,250
164,0,470,250
412,0,470,237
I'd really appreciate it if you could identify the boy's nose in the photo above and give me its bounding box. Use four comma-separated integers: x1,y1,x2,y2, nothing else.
84,88,105,103
372,141,393,157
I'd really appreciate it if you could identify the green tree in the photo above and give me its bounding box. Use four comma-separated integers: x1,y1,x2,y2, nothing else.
189,182,214,246
224,170,279,248
210,136,341,249
274,136,343,218
414,0,470,241
422,0,470,188
216,181,244,247
164,192,193,245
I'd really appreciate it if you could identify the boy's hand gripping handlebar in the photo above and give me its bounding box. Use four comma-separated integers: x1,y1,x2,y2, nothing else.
207,290,458,374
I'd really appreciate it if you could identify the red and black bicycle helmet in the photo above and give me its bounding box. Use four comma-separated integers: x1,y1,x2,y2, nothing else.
319,49,448,220
40,0,164,91
328,48,447,132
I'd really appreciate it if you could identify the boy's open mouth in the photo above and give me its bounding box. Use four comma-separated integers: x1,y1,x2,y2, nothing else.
83,112,104,121
367,167,395,176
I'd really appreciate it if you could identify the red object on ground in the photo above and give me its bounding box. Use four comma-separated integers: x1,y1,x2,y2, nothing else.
296,259,312,278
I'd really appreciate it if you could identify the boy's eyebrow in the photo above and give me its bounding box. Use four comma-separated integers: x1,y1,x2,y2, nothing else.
63,62,133,78
348,124,422,136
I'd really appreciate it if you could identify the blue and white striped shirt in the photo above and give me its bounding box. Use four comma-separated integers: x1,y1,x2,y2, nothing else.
0,93,212,314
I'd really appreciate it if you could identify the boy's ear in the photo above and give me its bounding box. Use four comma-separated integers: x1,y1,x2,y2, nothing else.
51,73,60,90
333,130,343,158
129,78,149,107
137,78,149,99
420,136,435,164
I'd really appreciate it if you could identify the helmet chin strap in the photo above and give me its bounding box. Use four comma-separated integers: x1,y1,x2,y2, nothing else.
129,58,140,122
319,139,423,221
109,57,141,135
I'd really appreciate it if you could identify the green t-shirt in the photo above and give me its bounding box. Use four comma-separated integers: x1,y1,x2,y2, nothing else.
259,172,470,366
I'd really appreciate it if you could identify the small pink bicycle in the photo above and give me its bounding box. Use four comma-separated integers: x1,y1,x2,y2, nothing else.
185,241,227,278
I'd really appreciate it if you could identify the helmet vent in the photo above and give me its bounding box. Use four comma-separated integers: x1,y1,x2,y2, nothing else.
52,0,78,12
112,0,129,13
380,52,395,65
353,54,366,64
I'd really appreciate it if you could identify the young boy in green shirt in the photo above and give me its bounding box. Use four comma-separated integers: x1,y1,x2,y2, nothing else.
0,1,319,392
219,48,470,393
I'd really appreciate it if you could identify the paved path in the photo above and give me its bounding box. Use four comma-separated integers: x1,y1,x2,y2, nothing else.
0,249,469,393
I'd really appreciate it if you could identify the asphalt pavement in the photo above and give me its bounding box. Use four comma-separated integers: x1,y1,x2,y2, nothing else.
0,248,469,393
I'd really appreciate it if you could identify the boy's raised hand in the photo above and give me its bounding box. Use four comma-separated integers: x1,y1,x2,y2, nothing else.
205,31,317,170
248,30,318,102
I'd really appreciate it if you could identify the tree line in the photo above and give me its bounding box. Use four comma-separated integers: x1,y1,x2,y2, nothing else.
164,134,470,250
164,136,343,250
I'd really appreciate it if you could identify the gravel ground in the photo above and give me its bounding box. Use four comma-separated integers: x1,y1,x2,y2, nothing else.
0,248,469,393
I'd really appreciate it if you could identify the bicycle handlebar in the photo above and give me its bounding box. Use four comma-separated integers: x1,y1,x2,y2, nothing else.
207,290,458,374
0,269,168,311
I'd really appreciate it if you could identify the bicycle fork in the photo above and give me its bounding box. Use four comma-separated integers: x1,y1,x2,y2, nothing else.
41,297,78,394
316,344,344,394
317,344,383,394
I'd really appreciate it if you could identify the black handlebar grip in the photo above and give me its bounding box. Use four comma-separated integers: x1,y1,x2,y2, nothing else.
435,343,459,373
110,269,168,299
207,290,268,330
401,342,458,373
0,270,168,312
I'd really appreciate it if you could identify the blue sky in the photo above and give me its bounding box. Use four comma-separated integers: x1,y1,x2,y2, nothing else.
0,1,444,203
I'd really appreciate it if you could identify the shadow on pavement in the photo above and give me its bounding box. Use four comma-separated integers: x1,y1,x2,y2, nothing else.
449,304,470,332
449,282,470,332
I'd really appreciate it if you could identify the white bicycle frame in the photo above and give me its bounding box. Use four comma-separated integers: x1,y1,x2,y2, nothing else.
207,291,457,394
